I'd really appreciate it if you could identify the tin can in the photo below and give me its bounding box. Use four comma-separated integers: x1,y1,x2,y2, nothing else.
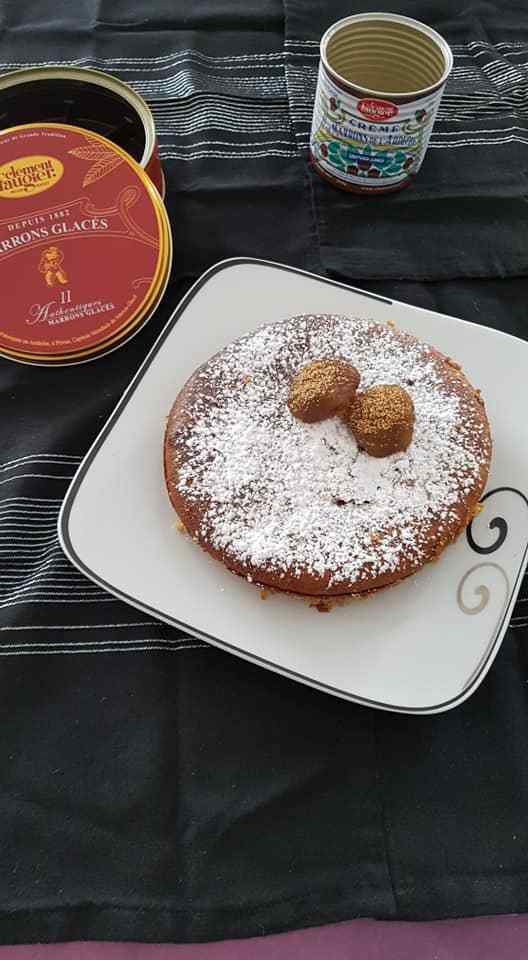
0,122,172,366
310,13,453,194
0,66,165,197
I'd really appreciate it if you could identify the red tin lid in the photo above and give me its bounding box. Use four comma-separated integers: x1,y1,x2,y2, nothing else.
0,123,170,363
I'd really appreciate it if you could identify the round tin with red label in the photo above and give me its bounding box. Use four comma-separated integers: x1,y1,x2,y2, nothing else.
0,123,171,365
310,13,453,194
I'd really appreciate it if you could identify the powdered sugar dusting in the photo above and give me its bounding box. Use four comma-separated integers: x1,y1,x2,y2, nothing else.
169,314,490,589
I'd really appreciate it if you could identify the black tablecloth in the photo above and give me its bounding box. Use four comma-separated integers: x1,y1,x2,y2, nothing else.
1,0,528,945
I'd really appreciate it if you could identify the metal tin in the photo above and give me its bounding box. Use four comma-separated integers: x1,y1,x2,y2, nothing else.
0,123,171,365
0,66,165,197
310,13,453,194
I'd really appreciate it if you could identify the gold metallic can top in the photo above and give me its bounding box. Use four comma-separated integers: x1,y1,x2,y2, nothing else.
321,13,453,100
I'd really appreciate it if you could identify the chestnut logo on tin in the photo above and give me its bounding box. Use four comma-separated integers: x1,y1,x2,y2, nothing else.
0,155,64,199
357,99,399,122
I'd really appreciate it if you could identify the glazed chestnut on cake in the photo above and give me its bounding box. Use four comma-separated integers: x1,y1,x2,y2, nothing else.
288,358,360,423
347,383,415,457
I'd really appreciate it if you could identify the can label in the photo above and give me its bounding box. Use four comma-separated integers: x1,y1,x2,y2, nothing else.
0,123,166,359
357,98,399,122
311,63,445,189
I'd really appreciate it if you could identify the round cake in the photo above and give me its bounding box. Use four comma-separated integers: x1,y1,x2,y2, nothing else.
164,314,491,601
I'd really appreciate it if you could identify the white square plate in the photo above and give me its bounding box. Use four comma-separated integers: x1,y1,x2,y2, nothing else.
59,259,528,714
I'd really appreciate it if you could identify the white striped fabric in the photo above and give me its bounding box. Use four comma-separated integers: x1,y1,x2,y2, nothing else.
0,39,525,158
0,455,205,654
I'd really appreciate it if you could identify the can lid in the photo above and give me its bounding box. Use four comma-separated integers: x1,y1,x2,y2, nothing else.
0,122,171,364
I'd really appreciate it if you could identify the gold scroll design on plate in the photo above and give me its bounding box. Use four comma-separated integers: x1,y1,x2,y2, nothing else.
455,487,528,696
458,487,528,617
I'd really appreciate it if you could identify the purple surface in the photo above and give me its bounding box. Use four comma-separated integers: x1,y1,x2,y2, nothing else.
3,916,528,960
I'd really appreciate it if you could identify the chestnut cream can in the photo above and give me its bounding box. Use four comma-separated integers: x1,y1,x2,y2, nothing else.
310,13,453,193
